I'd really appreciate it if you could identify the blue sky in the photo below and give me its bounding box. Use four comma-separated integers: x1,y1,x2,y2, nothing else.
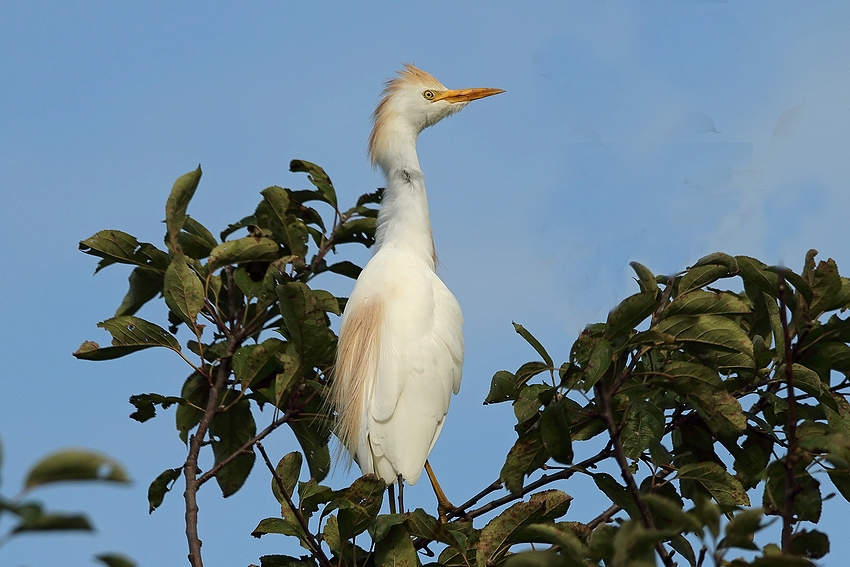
2,1,850,565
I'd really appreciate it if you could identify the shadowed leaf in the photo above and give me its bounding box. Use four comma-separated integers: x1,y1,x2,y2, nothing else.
74,316,181,360
148,467,181,513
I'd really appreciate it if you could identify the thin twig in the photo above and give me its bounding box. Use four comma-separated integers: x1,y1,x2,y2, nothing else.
412,448,611,551
595,381,675,567
586,504,621,530
778,271,799,551
465,449,610,520
256,442,333,567
196,412,293,486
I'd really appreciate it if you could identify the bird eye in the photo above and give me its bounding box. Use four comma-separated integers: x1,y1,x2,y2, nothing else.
422,90,436,100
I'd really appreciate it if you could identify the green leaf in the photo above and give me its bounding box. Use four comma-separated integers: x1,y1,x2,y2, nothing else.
790,529,830,560
763,463,821,521
177,215,218,259
582,339,612,391
679,264,730,294
485,370,520,404
809,258,843,314
165,166,202,247
327,260,362,279
370,513,408,543
677,462,749,507
333,217,377,246
128,393,182,423
541,401,573,465
641,494,702,533
719,508,763,551
655,314,753,358
260,186,309,257
333,474,386,540
513,322,554,368
289,419,330,482
290,160,338,209
630,261,658,295
163,253,205,326
665,290,751,317
277,282,337,366
115,267,164,316
591,473,639,519
736,256,780,296
272,452,302,504
74,316,181,360
252,517,304,539
210,399,257,497
13,511,93,533
25,449,129,489
620,400,664,460
79,230,169,273
94,553,137,567
513,384,552,424
500,430,549,494
259,555,317,567
476,490,571,567
403,508,453,543
374,524,419,567
604,292,658,340
207,236,279,272
233,338,285,389
147,467,181,513
176,372,209,444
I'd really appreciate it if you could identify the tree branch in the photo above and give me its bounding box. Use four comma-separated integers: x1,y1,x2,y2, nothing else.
778,272,799,551
256,442,333,567
183,354,232,567
595,381,674,567
196,412,294,487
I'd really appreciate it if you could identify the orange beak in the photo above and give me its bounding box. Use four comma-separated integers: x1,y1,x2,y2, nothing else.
433,87,505,103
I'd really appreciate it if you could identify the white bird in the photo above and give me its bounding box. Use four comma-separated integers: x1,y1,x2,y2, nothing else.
329,64,503,513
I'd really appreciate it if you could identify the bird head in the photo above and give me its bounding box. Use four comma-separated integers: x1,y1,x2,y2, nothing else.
368,64,504,169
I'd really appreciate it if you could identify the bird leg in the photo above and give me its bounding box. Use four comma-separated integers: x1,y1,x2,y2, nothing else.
424,460,458,522
388,483,397,514
397,474,404,513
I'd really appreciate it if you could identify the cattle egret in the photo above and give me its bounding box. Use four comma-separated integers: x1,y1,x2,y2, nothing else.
329,65,503,514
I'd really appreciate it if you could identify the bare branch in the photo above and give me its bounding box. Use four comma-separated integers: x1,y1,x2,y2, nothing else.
197,412,293,487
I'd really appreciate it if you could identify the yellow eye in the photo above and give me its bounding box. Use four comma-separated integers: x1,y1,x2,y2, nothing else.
422,90,436,100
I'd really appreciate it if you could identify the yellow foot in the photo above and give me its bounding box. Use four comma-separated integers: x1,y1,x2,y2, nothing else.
425,460,462,523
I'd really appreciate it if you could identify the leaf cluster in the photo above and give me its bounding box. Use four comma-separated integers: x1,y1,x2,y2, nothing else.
76,162,850,567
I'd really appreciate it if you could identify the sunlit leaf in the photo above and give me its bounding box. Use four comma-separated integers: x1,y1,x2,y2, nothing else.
163,252,205,326
207,236,279,272
513,322,554,368
604,292,658,340
165,166,202,247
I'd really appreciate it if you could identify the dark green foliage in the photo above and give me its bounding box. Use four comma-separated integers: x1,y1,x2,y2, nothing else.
76,164,850,567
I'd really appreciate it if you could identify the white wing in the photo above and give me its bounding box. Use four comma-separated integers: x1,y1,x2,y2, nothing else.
336,248,463,485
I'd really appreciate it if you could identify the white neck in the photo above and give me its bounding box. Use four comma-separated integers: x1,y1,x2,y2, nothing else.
373,127,436,269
